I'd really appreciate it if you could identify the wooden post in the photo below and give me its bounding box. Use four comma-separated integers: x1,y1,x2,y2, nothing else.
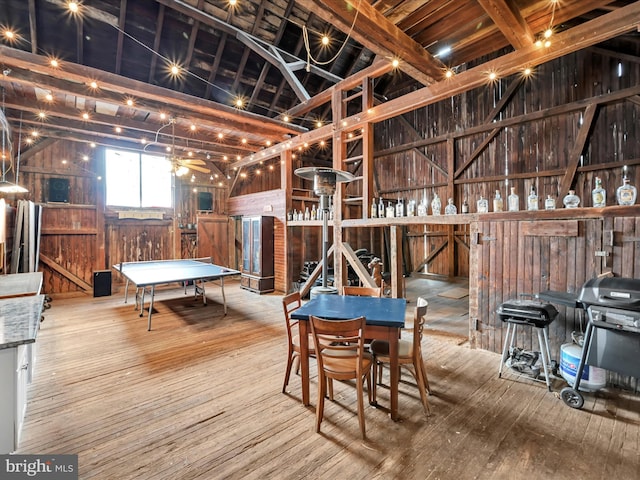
390,226,403,298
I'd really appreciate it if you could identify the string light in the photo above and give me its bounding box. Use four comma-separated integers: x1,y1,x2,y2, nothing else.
68,2,79,14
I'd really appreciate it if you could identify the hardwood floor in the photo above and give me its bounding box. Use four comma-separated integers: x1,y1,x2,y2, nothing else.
18,280,639,479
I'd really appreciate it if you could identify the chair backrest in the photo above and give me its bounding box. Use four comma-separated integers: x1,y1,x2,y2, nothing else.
310,315,367,374
282,292,302,344
413,297,428,357
342,286,382,297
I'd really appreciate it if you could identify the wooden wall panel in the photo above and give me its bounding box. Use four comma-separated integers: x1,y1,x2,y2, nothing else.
105,220,173,265
471,217,615,356
39,234,96,293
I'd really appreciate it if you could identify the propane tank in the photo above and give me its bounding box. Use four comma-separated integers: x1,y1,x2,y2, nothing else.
559,342,607,392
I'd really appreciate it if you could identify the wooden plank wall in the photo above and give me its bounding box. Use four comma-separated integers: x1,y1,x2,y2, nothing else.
469,211,640,357
370,48,640,277
40,205,97,293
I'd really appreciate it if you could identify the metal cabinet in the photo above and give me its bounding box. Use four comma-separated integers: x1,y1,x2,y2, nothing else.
240,216,274,294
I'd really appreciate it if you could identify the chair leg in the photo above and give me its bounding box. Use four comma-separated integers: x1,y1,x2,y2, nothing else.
327,377,334,401
371,357,377,404
418,356,431,394
356,373,367,439
316,372,326,433
412,361,431,416
282,350,296,393
293,354,301,375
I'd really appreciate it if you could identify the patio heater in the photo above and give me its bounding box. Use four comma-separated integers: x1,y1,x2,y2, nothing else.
294,167,355,296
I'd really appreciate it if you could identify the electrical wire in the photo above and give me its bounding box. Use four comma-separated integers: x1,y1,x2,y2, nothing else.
302,0,361,71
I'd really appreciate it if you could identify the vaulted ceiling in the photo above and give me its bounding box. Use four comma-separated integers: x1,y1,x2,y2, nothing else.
0,0,638,177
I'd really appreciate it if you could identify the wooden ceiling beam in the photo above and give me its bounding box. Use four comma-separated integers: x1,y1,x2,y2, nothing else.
0,66,272,145
450,0,616,66
0,45,303,139
148,4,165,83
477,0,535,49
286,58,394,118
8,115,248,163
297,0,445,85
235,1,640,169
27,0,37,54
114,0,128,75
2,97,261,153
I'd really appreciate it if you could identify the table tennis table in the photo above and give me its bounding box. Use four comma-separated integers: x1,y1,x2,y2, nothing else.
113,259,240,331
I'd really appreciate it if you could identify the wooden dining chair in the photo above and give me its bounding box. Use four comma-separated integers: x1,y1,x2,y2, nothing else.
369,297,431,416
342,286,382,297
309,315,373,439
282,291,313,394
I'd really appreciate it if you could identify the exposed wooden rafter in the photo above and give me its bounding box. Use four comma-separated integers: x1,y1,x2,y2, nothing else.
296,0,445,85
477,0,535,49
235,1,640,169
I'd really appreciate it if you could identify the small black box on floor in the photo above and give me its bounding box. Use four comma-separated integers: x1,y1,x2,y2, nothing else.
93,270,112,297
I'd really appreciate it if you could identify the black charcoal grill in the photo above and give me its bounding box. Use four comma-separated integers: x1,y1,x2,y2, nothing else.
497,299,559,390
539,277,640,409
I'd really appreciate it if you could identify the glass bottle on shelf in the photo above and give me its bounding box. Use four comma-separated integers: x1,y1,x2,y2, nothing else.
617,174,637,206
287,210,293,221
396,197,404,217
407,199,416,217
493,190,504,212
445,198,457,215
592,176,606,207
477,196,488,213
545,195,556,210
461,199,469,214
378,197,385,218
527,185,539,211
386,201,395,218
311,204,317,220
563,190,580,208
431,193,442,216
417,197,427,216
370,198,378,218
507,187,519,212
298,210,304,221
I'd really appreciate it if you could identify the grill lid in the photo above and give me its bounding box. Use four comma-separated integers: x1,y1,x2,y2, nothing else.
578,277,640,311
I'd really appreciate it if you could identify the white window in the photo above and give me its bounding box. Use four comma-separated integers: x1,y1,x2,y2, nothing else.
105,149,172,208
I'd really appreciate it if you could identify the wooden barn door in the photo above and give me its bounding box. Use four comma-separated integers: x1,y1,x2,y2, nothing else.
197,215,231,267
470,218,604,355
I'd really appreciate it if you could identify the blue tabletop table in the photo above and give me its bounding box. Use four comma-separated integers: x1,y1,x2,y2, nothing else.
291,294,407,420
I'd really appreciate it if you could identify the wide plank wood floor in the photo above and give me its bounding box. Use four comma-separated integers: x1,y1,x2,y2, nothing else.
18,280,640,479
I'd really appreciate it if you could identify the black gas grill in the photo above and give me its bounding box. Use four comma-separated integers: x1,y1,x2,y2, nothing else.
539,276,640,409
497,299,559,390
497,299,559,328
